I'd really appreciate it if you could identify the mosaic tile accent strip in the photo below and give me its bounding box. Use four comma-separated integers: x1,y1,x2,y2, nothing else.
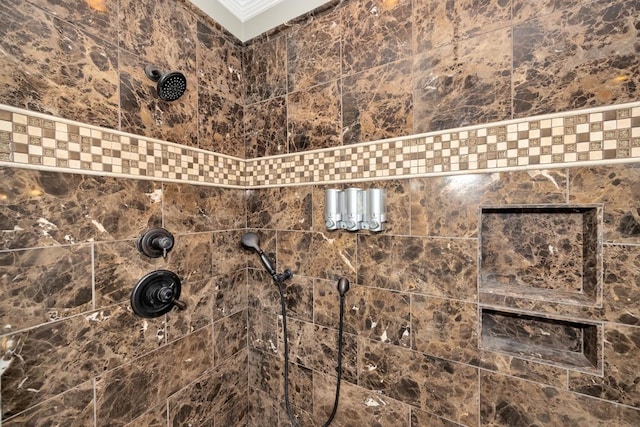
0,106,245,187
1,102,640,188
246,102,640,187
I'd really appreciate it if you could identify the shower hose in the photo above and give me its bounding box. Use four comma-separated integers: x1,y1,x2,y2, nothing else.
276,278,347,427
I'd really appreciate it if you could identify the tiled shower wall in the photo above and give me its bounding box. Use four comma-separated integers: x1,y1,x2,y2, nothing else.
1,2,640,427
0,168,249,426
0,0,248,425
245,165,640,426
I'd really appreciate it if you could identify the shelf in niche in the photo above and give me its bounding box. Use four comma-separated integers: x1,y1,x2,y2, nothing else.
479,205,602,307
480,308,602,374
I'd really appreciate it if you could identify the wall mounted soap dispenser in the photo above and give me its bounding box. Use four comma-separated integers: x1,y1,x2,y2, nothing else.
324,188,387,232
363,188,387,232
325,189,343,231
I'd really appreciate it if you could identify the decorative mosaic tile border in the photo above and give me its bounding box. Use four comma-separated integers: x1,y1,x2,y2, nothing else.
1,102,640,188
246,102,640,187
0,107,245,188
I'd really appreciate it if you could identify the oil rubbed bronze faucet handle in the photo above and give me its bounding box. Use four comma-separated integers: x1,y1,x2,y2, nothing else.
137,228,175,259
130,270,186,318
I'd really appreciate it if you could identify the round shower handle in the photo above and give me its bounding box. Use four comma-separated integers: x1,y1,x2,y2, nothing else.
137,228,175,259
131,270,186,318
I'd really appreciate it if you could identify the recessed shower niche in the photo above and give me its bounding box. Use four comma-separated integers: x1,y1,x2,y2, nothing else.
480,308,602,373
479,205,603,307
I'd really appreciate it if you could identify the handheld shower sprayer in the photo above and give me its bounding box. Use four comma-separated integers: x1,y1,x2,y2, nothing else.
241,232,292,284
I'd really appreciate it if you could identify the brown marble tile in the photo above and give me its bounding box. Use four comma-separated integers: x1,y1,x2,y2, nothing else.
248,387,280,427
283,317,358,384
288,81,342,152
345,285,411,347
197,88,244,157
0,168,162,249
247,267,280,313
277,230,357,282
0,245,92,332
411,407,466,427
123,401,168,427
512,0,640,117
569,165,640,243
512,0,587,24
314,280,411,347
26,0,119,43
2,380,94,427
216,401,248,426
119,49,198,147
210,230,247,320
249,348,283,398
118,0,196,75
168,348,248,426
0,0,119,128
287,11,342,92
360,339,481,426
246,186,313,231
413,28,512,133
88,304,168,365
2,304,164,418
342,0,412,75
282,275,314,323
413,0,456,54
454,0,513,38
313,277,344,330
95,326,212,427
94,239,162,308
196,20,243,104
601,244,640,325
244,35,287,104
244,97,288,157
315,370,412,427
279,401,316,427
410,170,568,238
213,309,247,363
162,183,245,233
480,351,569,388
343,60,413,145
481,372,640,426
286,361,315,413
357,234,477,300
569,323,640,408
412,295,479,365
248,307,279,354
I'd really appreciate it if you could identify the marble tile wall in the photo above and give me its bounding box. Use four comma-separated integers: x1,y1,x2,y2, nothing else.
0,0,244,157
0,166,248,426
243,0,640,156
2,0,640,426
246,164,640,426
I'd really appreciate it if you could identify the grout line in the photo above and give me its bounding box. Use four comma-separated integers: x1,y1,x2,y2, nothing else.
93,378,98,427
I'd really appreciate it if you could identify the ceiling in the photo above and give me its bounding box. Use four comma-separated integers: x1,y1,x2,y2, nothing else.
190,0,333,42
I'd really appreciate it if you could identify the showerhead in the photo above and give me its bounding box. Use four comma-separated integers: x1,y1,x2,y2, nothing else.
241,232,261,253
145,65,187,102
241,232,277,277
